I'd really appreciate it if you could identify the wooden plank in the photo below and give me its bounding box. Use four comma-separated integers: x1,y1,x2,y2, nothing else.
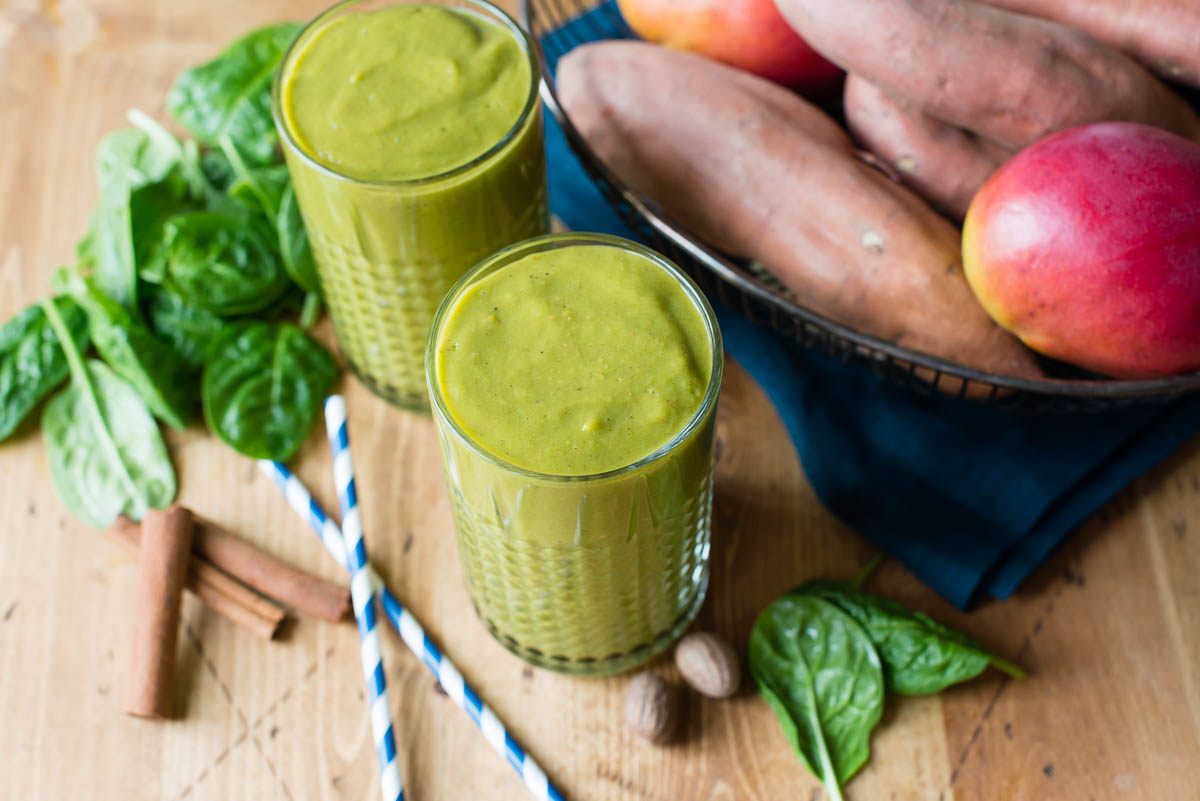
0,1,1198,799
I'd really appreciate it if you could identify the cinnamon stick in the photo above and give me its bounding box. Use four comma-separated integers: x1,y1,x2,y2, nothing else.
125,506,193,719
108,518,285,641
193,520,351,623
190,569,285,641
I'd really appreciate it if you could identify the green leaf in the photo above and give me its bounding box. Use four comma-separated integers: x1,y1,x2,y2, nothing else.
144,286,229,371
89,125,188,310
217,135,323,302
75,228,97,269
298,291,322,329
202,321,337,460
68,279,194,430
0,298,90,441
276,182,320,295
793,582,1025,695
750,595,885,801
218,134,288,217
129,172,194,279
159,211,290,315
166,22,302,165
95,126,180,193
39,299,175,528
89,189,138,310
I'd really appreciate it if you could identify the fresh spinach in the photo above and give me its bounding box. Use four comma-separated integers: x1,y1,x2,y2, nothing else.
144,286,229,371
159,211,289,315
89,126,185,309
202,321,337,460
129,173,194,279
794,581,1026,695
750,595,885,801
0,298,90,440
166,22,302,165
95,126,180,192
39,298,175,527
219,134,320,309
218,134,288,216
88,191,138,310
11,24,335,530
68,278,194,429
277,182,320,296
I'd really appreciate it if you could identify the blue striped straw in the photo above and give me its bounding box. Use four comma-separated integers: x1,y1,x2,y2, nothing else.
259,439,564,801
323,395,404,801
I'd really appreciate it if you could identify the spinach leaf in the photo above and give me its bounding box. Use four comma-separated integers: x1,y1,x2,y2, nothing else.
68,278,194,429
129,172,194,278
219,135,321,304
793,582,1026,695
144,286,229,371
0,298,90,440
202,321,337,460
95,126,180,192
200,146,237,191
159,211,289,315
277,182,320,295
750,595,884,801
90,126,185,309
89,190,138,310
75,228,96,269
218,134,288,217
166,22,302,165
39,299,176,528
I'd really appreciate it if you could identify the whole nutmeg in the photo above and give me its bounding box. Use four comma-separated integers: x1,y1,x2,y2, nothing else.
623,672,675,743
675,632,741,699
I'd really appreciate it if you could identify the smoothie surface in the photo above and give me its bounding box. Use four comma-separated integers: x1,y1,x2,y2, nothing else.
435,244,713,475
282,4,531,181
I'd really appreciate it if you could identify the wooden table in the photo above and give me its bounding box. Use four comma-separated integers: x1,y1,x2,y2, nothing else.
2,1,1198,798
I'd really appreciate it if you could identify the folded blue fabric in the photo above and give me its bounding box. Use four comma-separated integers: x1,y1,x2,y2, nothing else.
540,3,1200,608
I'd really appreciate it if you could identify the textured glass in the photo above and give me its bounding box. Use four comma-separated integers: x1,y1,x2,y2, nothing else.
428,234,722,675
275,0,549,411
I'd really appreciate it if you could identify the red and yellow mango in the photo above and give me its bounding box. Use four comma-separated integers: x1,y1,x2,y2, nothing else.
616,0,842,96
963,122,1200,378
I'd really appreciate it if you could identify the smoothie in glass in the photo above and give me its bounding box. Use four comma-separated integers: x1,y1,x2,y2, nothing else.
428,233,723,674
274,0,548,411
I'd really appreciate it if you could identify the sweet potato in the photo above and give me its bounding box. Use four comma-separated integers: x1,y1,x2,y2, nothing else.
557,41,1042,380
772,0,1200,149
844,75,1010,221
980,0,1200,87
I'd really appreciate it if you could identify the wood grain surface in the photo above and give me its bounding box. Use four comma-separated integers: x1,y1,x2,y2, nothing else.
1,1,1199,799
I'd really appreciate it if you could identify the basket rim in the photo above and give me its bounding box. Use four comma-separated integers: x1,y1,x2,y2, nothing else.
520,0,1200,401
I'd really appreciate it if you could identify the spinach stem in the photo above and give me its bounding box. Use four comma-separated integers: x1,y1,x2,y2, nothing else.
988,655,1027,680
299,291,321,329
219,133,278,217
849,553,886,591
127,108,184,162
807,681,846,801
39,297,147,509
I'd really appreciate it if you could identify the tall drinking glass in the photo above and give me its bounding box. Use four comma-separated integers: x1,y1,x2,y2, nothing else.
274,0,548,411
427,233,723,675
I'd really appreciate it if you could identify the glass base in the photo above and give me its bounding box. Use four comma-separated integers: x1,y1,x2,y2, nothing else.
475,575,709,676
347,356,430,414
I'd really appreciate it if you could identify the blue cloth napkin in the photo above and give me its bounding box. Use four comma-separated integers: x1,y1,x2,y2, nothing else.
539,3,1200,608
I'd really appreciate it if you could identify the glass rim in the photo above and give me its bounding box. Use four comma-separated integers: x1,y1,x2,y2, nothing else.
426,232,724,484
271,0,542,189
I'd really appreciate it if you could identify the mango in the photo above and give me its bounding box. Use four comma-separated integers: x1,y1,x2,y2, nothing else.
616,0,842,96
963,122,1200,378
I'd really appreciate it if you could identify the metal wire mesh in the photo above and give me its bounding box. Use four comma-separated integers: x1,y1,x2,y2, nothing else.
523,0,1200,412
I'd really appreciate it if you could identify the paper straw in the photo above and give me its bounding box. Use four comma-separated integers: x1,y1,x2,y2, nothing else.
257,458,564,801
323,396,404,801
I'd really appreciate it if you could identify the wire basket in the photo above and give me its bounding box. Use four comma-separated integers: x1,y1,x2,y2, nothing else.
521,0,1200,412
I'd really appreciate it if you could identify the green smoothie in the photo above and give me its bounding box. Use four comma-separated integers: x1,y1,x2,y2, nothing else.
275,0,548,410
428,234,723,674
